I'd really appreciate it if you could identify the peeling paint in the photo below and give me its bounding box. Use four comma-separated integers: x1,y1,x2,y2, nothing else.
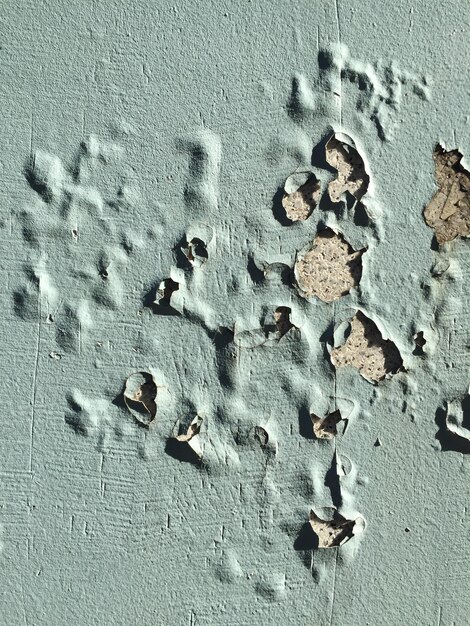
295,228,365,302
154,278,180,309
423,145,470,244
164,410,210,465
2,3,466,624
310,410,346,440
326,133,369,203
281,171,321,222
123,371,157,427
308,508,365,548
445,398,470,445
330,312,403,382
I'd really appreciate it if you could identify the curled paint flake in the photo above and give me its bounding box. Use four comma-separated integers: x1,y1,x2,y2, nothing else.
182,237,209,267
445,399,470,443
154,278,179,307
335,452,353,477
234,307,298,348
167,415,204,462
123,371,157,427
176,415,203,443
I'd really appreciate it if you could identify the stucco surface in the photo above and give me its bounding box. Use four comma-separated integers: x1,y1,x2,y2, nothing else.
0,1,469,624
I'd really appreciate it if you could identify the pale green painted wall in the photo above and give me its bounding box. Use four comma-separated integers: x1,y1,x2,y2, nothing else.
0,1,469,624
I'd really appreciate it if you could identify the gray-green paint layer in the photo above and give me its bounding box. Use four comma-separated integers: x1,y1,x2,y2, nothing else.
0,1,469,624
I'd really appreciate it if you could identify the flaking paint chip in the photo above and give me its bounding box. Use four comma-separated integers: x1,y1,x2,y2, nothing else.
182,238,208,267
412,331,426,356
310,410,344,440
154,278,179,307
176,415,203,443
326,133,369,203
123,371,157,427
281,172,321,222
309,509,365,548
330,311,403,382
254,426,269,447
173,415,204,459
234,307,298,348
273,306,295,338
445,399,470,443
294,228,365,302
423,144,470,244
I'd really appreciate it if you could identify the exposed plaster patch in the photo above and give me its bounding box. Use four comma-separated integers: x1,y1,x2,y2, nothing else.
308,508,365,548
326,133,369,203
423,145,470,244
295,228,365,302
330,312,403,382
281,172,321,222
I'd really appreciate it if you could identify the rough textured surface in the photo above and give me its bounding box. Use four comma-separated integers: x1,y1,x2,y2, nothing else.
423,144,470,244
311,410,345,440
0,1,469,625
308,509,365,548
295,228,365,302
326,133,369,202
330,311,403,382
282,173,321,221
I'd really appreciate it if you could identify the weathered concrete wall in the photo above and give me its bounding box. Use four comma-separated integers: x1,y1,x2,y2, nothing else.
0,1,469,624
